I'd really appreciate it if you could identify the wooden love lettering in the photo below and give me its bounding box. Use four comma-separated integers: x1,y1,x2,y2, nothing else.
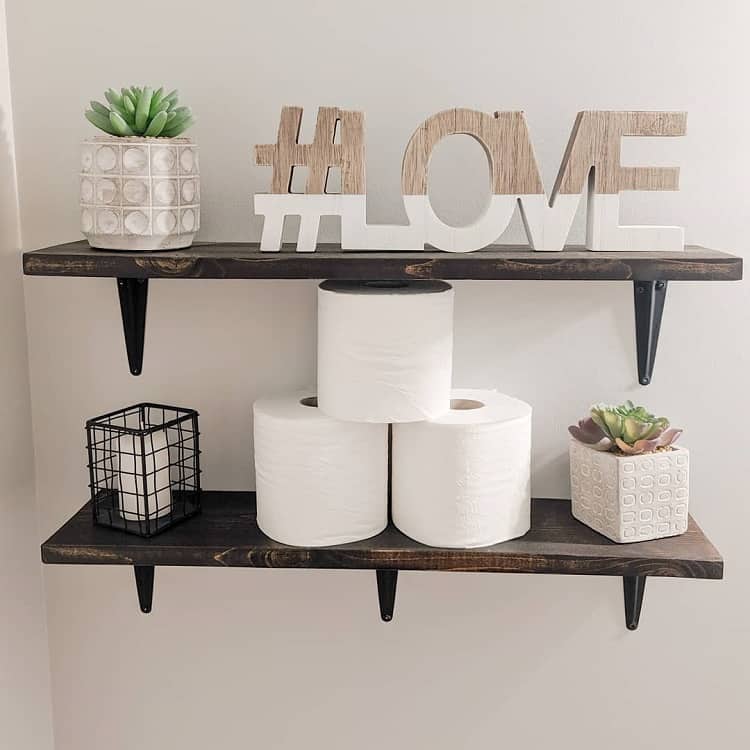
254,107,687,253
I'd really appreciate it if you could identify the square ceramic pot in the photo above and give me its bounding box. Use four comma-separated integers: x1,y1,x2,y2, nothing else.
81,136,199,251
569,438,689,543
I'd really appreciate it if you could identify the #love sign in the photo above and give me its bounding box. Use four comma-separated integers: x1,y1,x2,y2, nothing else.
254,107,687,253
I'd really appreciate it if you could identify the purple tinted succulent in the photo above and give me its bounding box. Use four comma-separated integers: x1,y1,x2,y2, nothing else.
614,427,683,455
568,417,613,451
569,401,682,455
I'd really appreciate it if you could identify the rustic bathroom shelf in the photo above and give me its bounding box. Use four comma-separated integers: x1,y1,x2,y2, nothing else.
22,241,742,383
22,241,741,280
41,491,723,630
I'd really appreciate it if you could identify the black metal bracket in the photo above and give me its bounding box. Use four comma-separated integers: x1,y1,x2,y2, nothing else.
376,569,398,622
127,567,651,627
623,575,646,630
633,280,667,386
117,278,149,376
127,565,648,626
134,565,155,614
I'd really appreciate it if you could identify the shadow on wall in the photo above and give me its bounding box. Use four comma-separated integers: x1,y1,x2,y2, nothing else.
0,102,23,351
0,103,34,481
0,103,22,337
0,105,18,240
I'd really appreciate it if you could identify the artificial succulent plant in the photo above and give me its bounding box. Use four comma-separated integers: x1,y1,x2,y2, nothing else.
569,400,682,455
85,86,195,138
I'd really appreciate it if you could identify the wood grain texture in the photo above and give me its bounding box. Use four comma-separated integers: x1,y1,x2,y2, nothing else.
41,492,723,579
254,105,365,194
401,109,544,196
22,241,742,281
553,111,687,196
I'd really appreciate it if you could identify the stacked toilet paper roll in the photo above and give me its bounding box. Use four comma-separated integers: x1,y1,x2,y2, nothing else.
392,389,532,548
317,280,454,422
253,392,388,547
253,279,533,551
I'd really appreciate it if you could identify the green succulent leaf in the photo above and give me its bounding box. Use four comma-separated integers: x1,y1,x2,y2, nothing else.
163,107,191,131
163,115,195,137
584,401,677,453
111,103,134,127
85,109,118,135
149,86,165,116
134,86,152,133
122,93,136,116
602,411,623,440
153,98,171,116
90,100,110,117
87,85,193,137
104,89,123,110
622,417,650,443
109,111,134,136
143,109,169,137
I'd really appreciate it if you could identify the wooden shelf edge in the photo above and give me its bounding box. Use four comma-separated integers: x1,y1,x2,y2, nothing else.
23,242,743,281
40,544,723,579
40,493,724,580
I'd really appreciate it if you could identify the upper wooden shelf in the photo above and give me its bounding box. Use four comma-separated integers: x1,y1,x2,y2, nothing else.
23,241,742,281
42,491,722,579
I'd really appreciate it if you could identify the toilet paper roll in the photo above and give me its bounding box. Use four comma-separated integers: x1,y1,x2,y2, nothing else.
393,389,532,548
317,280,454,423
253,392,388,546
118,429,172,520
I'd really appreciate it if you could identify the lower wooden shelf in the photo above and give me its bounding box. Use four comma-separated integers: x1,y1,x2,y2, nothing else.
41,491,723,629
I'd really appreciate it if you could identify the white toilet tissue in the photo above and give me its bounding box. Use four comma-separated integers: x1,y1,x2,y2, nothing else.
392,389,532,548
253,392,389,546
317,280,454,423
118,429,172,520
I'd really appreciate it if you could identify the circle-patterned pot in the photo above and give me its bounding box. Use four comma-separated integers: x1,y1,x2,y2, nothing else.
80,136,200,251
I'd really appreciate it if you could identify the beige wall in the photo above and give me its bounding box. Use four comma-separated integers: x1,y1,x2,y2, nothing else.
6,1,750,748
0,1,54,748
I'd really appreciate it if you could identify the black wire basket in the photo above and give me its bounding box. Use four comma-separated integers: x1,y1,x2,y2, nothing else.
86,403,201,537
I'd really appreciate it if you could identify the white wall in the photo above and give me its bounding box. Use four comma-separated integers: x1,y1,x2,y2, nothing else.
0,1,54,748
6,1,750,748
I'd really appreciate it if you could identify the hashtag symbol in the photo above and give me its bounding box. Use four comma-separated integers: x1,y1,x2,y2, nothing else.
255,106,365,195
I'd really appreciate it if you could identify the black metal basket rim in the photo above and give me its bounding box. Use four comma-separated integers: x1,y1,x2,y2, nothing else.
86,402,199,425
87,412,199,435
86,420,198,435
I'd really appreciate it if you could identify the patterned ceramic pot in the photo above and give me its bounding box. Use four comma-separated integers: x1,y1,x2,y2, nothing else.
80,136,199,251
570,438,689,543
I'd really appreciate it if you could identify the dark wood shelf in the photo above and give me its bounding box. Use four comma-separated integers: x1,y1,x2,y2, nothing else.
40,491,723,577
23,241,742,281
42,491,722,628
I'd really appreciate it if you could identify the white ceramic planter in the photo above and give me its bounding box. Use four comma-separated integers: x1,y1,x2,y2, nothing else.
80,136,200,251
570,438,689,543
